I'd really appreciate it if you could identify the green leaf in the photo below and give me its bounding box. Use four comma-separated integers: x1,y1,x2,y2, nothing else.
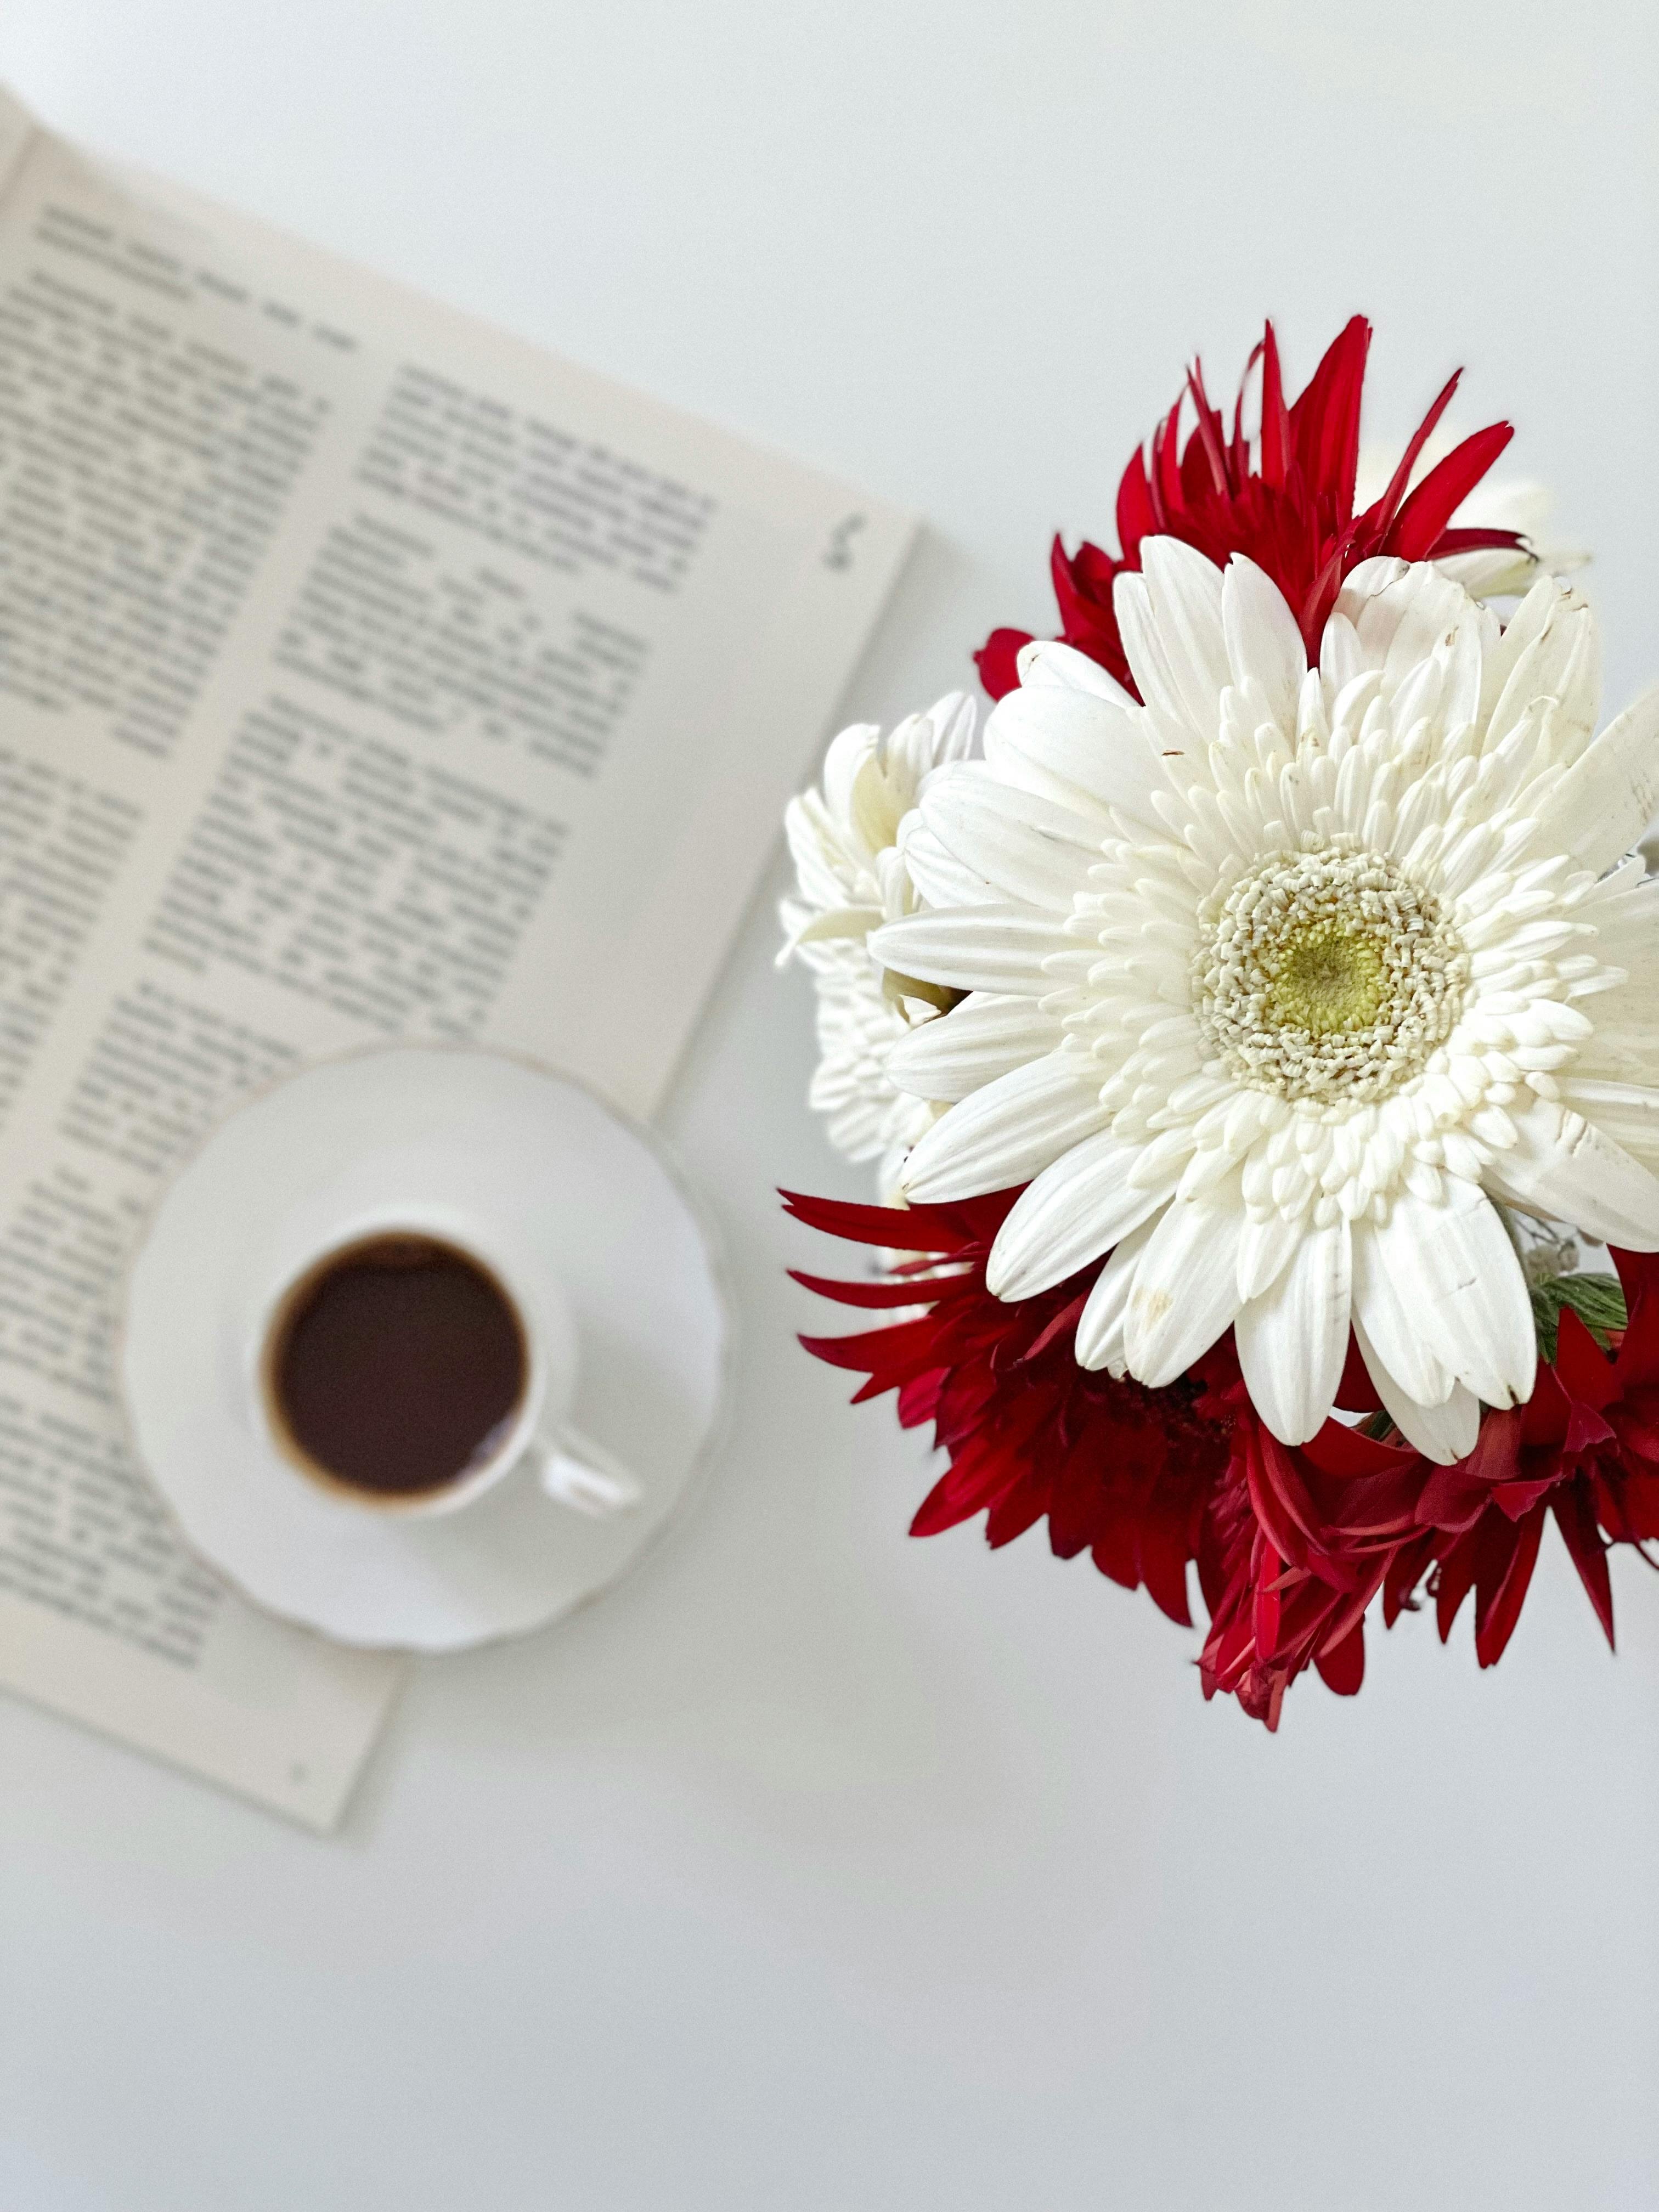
1529,1272,1627,1364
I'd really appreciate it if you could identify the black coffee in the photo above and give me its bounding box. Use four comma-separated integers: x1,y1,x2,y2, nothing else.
265,1234,527,1499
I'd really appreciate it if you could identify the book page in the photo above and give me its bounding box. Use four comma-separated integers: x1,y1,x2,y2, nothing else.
0,88,915,1827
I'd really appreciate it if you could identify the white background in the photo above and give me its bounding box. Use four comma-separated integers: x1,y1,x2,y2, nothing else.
3,5,1658,2207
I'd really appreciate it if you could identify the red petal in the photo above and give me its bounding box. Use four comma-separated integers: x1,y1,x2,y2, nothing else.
1288,314,1370,516
798,1313,941,1369
1069,539,1119,597
1252,1547,1284,1661
909,1431,1015,1536
1492,1475,1558,1522
1382,1531,1435,1627
1299,1413,1410,1479
1414,1463,1491,1533
1564,1402,1618,1455
1137,1510,1195,1628
1474,1503,1546,1667
1466,1403,1525,1483
973,627,1031,701
1088,1514,1139,1589
1333,1330,1384,1413
1018,1293,1086,1364
896,1371,945,1428
1436,1531,1479,1643
1386,421,1515,561
1314,1621,1365,1697
781,1189,968,1252
1356,368,1462,542
1243,1426,1310,1570
1611,1246,1659,1314
1553,1304,1618,1408
1115,447,1157,561
1258,322,1289,488
1152,401,1183,527
1618,1417,1659,1465
1427,526,1527,557
1417,1406,1521,1534
1620,1469,1659,1533
1611,1258,1659,1387
788,1267,966,1311
1553,1483,1616,1649
1521,1358,1573,1446
984,1465,1050,1549
1048,1429,1109,1560
1184,360,1232,495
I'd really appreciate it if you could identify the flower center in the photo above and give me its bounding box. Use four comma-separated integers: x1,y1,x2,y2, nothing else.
1268,923,1386,1035
1192,847,1468,1102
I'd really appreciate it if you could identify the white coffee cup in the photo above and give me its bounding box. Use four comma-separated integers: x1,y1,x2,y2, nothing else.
249,1201,639,1521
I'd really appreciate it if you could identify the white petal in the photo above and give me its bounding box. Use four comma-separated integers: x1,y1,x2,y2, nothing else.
784,789,865,911
1115,578,1200,750
1319,610,1367,697
1342,562,1474,700
1139,538,1231,735
1560,1077,1659,1166
885,992,1063,1102
898,1051,1108,1201
1074,1214,1161,1373
1352,1316,1481,1465
912,689,978,770
986,1130,1176,1297
983,684,1168,826
1234,1217,1352,1445
1120,1189,1248,1387
1480,579,1599,752
1222,555,1307,732
1543,682,1659,874
1438,546,1539,600
1477,575,1557,715
1236,1209,1305,1301
1333,555,1408,612
921,767,1102,911
1368,1182,1536,1408
820,724,881,829
871,906,1076,997
1350,1216,1454,1406
1489,1094,1659,1249
897,821,1001,909
1015,638,1135,704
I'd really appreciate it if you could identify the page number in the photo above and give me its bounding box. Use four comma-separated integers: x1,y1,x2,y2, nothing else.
823,512,866,571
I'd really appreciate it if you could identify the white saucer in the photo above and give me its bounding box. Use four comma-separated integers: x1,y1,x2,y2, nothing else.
119,1046,729,1652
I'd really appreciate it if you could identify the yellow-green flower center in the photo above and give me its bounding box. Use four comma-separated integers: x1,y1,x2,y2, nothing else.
1267,922,1387,1036
1193,845,1469,1102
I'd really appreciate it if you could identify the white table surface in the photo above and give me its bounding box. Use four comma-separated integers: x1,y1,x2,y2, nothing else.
3,5,1657,2207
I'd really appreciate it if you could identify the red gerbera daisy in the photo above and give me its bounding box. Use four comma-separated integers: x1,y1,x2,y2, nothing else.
1414,1250,1659,1671
783,1187,1232,1627
786,1187,1437,1724
1193,1349,1434,1728
785,1196,1659,1723
974,315,1525,701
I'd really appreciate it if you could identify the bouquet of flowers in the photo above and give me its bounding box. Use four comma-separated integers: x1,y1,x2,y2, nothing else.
779,317,1659,1726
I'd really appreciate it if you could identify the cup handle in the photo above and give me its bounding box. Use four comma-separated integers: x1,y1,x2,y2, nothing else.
532,1420,642,1517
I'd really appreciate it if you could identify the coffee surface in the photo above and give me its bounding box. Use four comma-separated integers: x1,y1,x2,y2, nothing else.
267,1234,527,1497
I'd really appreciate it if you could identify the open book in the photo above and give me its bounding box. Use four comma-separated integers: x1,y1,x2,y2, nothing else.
0,89,913,1829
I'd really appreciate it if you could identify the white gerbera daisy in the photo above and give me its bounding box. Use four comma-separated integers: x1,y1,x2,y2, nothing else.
779,692,976,958
780,922,941,1198
871,541,1659,1460
780,692,975,1191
